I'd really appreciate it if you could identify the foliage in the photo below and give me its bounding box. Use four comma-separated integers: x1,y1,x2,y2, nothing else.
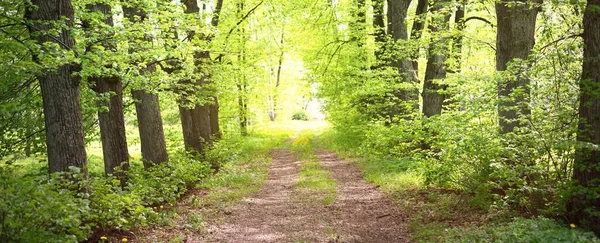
291,111,309,121
445,217,599,243
0,165,90,242
0,133,282,241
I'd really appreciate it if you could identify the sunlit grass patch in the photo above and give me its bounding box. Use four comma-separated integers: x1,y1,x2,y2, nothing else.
294,161,337,206
356,156,423,192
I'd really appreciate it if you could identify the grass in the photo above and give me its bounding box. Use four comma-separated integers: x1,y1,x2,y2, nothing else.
289,129,338,206
316,129,600,242
191,129,290,214
295,161,337,205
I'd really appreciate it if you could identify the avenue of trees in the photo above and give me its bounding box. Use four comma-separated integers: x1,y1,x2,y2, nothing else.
307,0,599,235
0,0,599,240
1,0,310,240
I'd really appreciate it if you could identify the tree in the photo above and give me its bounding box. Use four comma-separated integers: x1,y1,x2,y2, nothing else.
268,27,285,121
495,0,539,134
568,0,600,234
25,0,88,176
81,3,129,183
387,0,419,117
372,0,386,63
410,0,428,71
422,0,451,117
177,0,212,154
209,0,225,140
122,2,169,167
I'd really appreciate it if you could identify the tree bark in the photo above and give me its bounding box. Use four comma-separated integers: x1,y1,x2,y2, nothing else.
209,0,224,140
209,97,221,139
387,0,418,116
132,89,169,167
372,0,386,44
177,0,212,154
94,78,129,179
449,0,466,74
269,29,285,122
83,4,129,183
568,0,600,234
237,81,249,136
410,0,429,71
25,0,88,177
123,3,169,167
495,0,539,134
423,0,451,117
351,0,367,47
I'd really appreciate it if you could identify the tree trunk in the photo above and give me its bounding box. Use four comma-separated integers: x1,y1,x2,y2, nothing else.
123,4,169,167
270,29,285,122
423,0,451,117
83,4,129,183
209,0,224,140
410,0,429,71
209,98,221,139
351,0,367,47
449,0,466,74
387,0,418,116
495,0,539,134
372,0,386,63
568,0,600,234
133,89,169,167
179,105,202,152
94,77,129,180
25,0,88,177
237,81,249,136
177,0,212,153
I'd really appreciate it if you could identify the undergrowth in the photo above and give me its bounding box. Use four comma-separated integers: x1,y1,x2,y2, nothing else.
318,128,599,242
0,130,289,242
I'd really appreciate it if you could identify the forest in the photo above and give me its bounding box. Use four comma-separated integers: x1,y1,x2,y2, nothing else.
0,0,599,242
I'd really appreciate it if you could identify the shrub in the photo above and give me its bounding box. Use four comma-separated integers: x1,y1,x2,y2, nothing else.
291,111,309,121
446,217,599,242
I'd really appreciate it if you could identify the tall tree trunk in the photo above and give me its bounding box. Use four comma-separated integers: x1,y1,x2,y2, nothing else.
495,0,539,134
372,0,386,63
352,0,367,47
123,4,169,167
83,4,129,183
387,0,418,117
209,0,225,140
209,98,221,139
269,29,285,122
132,89,169,167
568,0,600,235
237,0,249,136
25,0,88,177
410,0,429,71
423,0,451,117
449,0,466,74
178,0,211,153
237,80,249,136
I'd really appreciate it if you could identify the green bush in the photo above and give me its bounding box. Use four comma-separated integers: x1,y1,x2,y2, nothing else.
0,146,213,241
0,165,91,242
291,111,309,121
446,217,599,243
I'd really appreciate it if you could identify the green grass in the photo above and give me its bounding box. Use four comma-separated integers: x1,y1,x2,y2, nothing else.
193,132,289,213
317,129,600,242
290,130,337,206
295,161,337,205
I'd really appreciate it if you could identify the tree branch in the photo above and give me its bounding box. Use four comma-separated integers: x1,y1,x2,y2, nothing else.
464,16,494,27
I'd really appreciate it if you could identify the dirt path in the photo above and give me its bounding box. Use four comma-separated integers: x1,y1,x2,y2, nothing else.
197,149,334,242
317,150,411,242
194,149,411,243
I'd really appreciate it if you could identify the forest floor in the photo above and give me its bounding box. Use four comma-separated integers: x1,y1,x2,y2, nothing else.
122,137,412,242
